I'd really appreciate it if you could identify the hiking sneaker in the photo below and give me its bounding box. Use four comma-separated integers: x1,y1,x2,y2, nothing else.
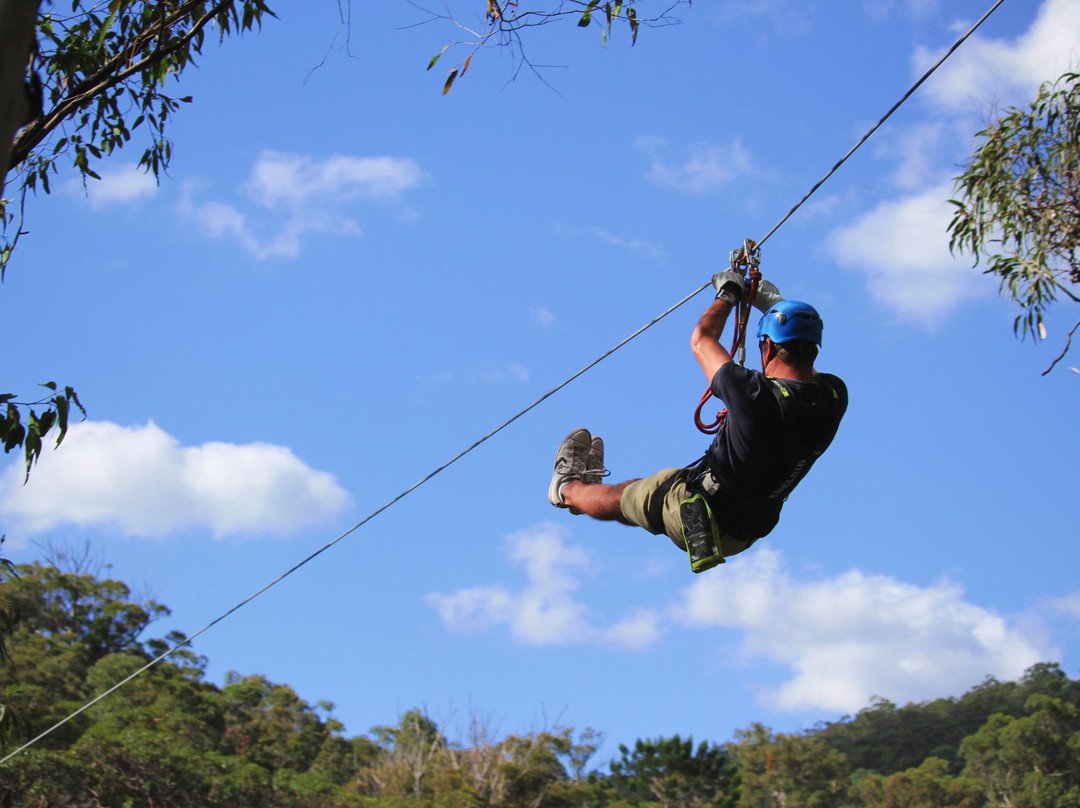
548,428,592,508
583,436,611,485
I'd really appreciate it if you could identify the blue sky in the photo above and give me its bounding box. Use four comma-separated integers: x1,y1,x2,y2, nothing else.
2,0,1079,763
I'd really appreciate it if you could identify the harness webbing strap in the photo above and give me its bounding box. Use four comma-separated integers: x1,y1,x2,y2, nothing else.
645,471,681,535
759,374,844,503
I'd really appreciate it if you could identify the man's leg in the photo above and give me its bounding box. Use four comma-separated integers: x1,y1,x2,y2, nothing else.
561,479,639,525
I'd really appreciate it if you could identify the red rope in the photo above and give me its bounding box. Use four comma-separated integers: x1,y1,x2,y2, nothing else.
694,247,762,435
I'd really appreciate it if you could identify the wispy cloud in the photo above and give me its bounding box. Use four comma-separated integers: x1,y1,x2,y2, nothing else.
823,0,1079,322
65,163,158,208
552,224,664,259
0,421,350,539
1042,592,1080,618
710,0,812,35
417,360,531,387
636,135,755,194
426,522,664,650
863,0,939,22
586,226,665,259
179,150,425,259
470,361,530,385
882,122,948,190
430,532,1050,713
823,181,993,324
531,305,557,330
916,0,1080,112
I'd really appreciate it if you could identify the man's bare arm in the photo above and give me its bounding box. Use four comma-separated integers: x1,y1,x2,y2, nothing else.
691,298,734,382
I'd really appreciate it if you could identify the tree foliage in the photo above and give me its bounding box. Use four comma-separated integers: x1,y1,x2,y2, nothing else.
728,723,850,808
949,71,1080,372
604,734,739,807
0,557,603,806
3,556,1080,806
960,694,1080,808
815,663,1080,776
421,1,691,94
2,0,274,275
848,757,983,808
0,381,84,482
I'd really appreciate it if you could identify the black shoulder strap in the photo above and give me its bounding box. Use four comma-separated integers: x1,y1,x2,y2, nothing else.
758,376,843,503
766,376,843,448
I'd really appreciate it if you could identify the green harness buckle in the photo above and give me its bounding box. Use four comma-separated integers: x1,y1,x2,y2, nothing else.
680,493,724,573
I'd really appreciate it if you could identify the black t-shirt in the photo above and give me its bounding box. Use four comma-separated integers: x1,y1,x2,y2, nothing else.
705,363,848,540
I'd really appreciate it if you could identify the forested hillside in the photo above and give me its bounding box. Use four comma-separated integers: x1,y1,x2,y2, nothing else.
1,559,1078,807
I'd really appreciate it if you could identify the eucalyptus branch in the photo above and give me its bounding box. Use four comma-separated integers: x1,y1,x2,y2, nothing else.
1041,320,1080,376
10,0,249,168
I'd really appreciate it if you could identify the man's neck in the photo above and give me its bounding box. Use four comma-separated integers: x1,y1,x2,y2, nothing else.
764,359,816,382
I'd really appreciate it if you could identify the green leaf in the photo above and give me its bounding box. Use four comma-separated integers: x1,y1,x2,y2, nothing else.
39,381,57,391
23,427,42,481
428,44,450,71
4,422,25,454
67,386,86,418
579,0,600,26
54,395,70,446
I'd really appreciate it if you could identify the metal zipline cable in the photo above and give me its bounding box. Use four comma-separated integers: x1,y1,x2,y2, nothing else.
756,0,1005,250
0,0,1005,767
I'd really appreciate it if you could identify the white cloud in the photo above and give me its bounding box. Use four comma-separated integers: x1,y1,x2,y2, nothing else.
471,361,530,385
180,150,424,259
586,226,665,259
883,122,948,190
432,530,1049,713
245,151,423,207
415,360,530,387
1043,592,1080,617
823,181,993,323
636,136,755,194
531,305,557,330
0,421,350,538
426,522,664,650
916,0,1080,112
822,1,1079,324
864,0,938,21
711,1,811,35
551,224,664,258
671,548,1049,713
66,163,157,208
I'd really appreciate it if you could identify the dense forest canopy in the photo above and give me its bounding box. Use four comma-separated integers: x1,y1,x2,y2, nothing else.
1,559,1078,807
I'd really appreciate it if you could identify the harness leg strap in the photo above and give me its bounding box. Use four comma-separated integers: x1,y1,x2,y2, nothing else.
644,472,680,535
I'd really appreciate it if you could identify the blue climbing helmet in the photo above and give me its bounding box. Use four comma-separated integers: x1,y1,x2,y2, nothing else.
757,300,824,346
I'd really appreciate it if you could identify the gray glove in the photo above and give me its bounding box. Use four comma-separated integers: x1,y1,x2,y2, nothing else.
712,271,745,305
753,280,784,312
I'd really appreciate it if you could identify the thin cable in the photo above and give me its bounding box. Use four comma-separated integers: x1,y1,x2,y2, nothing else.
0,0,1007,766
0,281,709,767
756,0,1005,249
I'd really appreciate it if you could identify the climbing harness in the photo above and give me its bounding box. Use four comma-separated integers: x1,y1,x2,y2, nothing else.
694,238,762,435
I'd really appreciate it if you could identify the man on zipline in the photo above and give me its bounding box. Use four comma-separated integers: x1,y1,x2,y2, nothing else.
547,271,847,572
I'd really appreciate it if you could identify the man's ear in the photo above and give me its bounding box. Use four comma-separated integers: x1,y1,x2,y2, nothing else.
760,338,777,368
